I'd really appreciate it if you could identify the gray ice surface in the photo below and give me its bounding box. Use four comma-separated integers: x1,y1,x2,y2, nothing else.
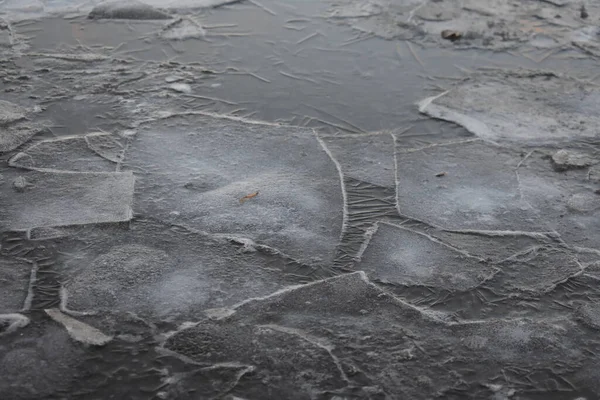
0,170,135,230
165,271,598,398
394,139,541,231
125,114,344,265
0,257,30,313
418,69,600,144
0,100,43,153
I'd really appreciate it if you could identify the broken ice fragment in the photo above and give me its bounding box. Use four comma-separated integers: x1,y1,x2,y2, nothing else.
0,171,135,230
0,100,43,152
0,313,29,337
169,83,192,94
88,1,171,20
418,69,600,144
45,308,112,346
9,133,123,172
551,149,598,171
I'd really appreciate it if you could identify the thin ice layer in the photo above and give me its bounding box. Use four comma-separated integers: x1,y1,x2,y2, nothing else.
125,114,343,264
165,271,598,398
418,69,600,144
394,139,540,231
0,171,134,230
58,219,324,318
320,132,396,188
9,133,122,172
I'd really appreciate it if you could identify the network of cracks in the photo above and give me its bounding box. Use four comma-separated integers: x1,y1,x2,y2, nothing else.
1,1,600,399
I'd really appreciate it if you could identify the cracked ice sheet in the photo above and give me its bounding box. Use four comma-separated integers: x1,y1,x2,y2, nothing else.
9,132,124,172
418,69,600,145
395,139,543,231
53,219,324,320
165,271,599,398
125,115,343,265
0,170,134,231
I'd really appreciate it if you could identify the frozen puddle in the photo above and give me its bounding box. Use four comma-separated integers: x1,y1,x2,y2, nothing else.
418,69,600,144
0,170,134,230
125,113,344,264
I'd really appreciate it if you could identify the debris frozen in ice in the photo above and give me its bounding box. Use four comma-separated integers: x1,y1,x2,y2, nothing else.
418,69,600,144
0,171,135,230
125,114,343,264
394,139,539,231
9,133,123,172
88,1,171,20
45,308,113,346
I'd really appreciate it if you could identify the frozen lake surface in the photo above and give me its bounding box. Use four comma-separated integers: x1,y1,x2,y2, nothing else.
1,0,600,399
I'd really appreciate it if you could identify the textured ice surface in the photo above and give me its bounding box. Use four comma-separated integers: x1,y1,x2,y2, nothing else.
0,325,83,399
395,139,540,231
0,100,43,153
419,70,600,144
326,0,600,51
125,114,343,264
320,132,395,188
9,133,123,172
57,219,325,319
519,150,600,251
0,256,30,313
0,171,134,230
165,271,598,399
356,222,495,291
